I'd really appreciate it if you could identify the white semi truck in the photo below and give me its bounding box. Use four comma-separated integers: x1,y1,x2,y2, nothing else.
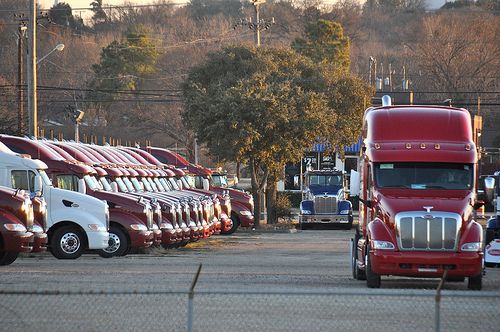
0,142,109,259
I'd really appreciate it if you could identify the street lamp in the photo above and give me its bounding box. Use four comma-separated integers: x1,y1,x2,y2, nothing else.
36,43,65,65
73,109,84,143
28,42,65,138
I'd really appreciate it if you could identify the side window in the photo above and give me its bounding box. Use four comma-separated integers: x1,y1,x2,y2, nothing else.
11,170,29,191
28,171,36,192
57,174,79,191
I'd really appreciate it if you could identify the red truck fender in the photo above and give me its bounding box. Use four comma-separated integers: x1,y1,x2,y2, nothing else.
367,218,398,250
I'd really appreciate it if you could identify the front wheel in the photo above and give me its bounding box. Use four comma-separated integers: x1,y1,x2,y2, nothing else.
351,234,366,280
98,226,128,258
221,213,239,235
365,245,381,288
0,251,18,265
50,226,85,259
467,273,482,290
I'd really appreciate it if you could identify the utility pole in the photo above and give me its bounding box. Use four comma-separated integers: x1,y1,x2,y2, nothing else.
17,19,27,136
252,0,265,47
234,1,274,47
28,0,38,138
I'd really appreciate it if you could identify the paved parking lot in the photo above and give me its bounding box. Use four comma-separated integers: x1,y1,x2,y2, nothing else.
1,229,499,331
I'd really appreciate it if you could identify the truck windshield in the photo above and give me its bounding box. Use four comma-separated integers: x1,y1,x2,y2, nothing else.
211,174,228,187
131,178,144,192
374,162,473,190
115,177,129,192
309,174,343,186
84,175,100,191
99,177,112,192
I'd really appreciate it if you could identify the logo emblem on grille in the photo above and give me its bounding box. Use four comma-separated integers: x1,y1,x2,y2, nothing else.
423,206,433,213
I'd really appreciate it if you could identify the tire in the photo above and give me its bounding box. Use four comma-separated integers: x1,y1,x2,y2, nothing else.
97,226,128,258
445,276,465,282
467,273,482,290
0,251,18,266
351,235,366,280
344,214,354,230
365,245,381,288
220,213,239,235
50,226,85,259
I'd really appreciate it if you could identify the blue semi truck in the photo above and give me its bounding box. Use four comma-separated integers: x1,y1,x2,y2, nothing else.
298,169,353,229
484,172,500,267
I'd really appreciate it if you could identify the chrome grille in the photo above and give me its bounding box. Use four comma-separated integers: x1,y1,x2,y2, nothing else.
314,196,337,214
396,212,461,251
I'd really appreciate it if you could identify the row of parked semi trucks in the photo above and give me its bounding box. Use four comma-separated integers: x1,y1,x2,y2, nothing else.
0,135,255,265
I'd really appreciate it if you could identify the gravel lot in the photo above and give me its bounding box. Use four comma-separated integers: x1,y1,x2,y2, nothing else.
1,228,499,331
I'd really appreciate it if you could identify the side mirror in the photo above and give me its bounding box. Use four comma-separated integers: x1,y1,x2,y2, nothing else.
350,170,360,197
77,178,86,195
293,175,299,189
110,182,118,193
484,176,495,203
473,200,485,210
202,178,210,191
233,176,239,185
34,175,43,197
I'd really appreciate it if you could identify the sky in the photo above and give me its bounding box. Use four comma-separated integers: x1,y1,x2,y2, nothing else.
38,0,343,11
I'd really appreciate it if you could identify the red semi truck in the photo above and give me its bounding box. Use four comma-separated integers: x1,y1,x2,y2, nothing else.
350,96,484,290
0,186,36,265
143,146,254,234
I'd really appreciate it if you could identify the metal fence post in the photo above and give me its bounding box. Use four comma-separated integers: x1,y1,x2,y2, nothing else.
187,264,202,332
435,269,448,332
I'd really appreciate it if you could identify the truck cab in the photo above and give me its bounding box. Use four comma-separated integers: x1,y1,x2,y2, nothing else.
350,97,484,290
299,169,353,229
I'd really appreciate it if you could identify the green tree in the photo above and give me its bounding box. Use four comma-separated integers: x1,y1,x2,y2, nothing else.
292,19,350,71
183,46,372,225
90,25,160,133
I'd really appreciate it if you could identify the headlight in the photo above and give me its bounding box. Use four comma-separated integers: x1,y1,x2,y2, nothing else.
301,209,312,215
130,224,148,231
339,209,350,214
32,224,44,233
88,224,106,231
372,240,395,250
240,210,252,216
4,223,27,232
461,242,482,252
160,222,174,230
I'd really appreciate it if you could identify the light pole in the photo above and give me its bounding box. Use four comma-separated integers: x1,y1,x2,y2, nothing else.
18,24,27,136
28,42,65,138
37,43,65,65
73,109,84,143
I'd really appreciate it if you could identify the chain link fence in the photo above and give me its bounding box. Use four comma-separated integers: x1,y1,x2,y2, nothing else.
0,288,498,331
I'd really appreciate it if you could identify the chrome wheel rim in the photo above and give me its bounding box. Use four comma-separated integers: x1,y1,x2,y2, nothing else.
60,232,81,254
103,233,121,253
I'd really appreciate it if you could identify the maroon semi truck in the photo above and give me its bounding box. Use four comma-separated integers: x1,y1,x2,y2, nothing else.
0,186,36,265
350,96,484,290
143,146,254,234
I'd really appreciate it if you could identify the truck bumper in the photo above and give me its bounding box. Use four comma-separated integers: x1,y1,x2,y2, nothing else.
128,230,154,249
161,229,177,246
87,230,110,250
239,214,254,227
299,214,351,224
2,231,34,252
152,229,163,246
32,232,48,253
371,250,483,278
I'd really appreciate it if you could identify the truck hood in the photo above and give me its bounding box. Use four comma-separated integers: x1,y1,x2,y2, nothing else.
309,184,343,196
375,189,473,220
